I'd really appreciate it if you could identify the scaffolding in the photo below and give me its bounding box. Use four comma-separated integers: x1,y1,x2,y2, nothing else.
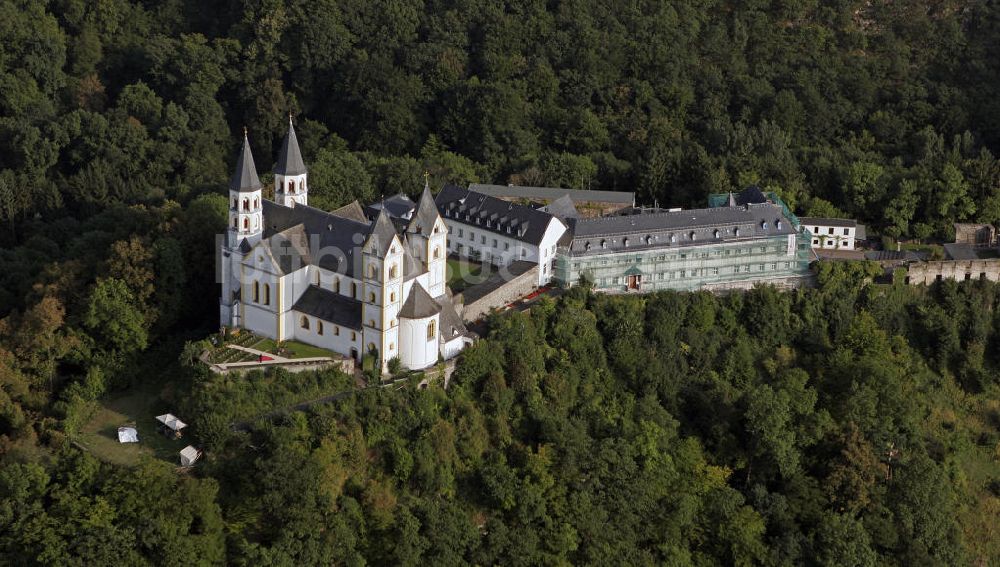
554,231,813,292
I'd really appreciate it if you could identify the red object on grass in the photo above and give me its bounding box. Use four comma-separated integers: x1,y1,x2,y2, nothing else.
260,355,274,362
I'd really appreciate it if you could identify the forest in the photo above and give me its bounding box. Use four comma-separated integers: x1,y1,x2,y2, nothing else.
0,0,999,565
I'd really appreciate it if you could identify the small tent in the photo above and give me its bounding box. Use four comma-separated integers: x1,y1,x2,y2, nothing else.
179,445,201,467
117,426,138,443
155,414,188,438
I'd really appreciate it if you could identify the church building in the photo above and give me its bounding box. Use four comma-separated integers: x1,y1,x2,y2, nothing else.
219,119,474,371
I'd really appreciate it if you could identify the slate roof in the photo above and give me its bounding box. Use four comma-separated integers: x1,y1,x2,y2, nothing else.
436,185,560,246
262,200,373,278
366,194,416,220
469,183,634,205
331,201,369,223
564,202,796,256
540,194,579,220
274,117,307,176
292,285,363,330
367,209,399,256
398,282,441,319
438,293,475,340
800,217,857,229
944,243,980,261
230,133,263,193
408,185,440,235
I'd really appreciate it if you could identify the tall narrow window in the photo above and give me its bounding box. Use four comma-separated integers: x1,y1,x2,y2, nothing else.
253,197,259,209
351,282,358,298
300,316,310,330
253,281,260,303
427,319,436,340
317,321,324,335
389,264,398,278
243,218,249,230
334,278,340,293
433,246,441,259
299,180,305,191
263,283,270,305
314,271,320,285
288,181,294,194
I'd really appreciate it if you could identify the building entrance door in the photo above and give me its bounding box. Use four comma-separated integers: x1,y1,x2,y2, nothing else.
627,275,641,290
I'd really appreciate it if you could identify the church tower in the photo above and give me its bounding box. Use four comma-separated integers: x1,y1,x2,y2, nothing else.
228,129,264,249
275,114,308,208
407,177,447,297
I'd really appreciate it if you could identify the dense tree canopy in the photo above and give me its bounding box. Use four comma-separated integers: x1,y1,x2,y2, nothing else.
1,1,999,565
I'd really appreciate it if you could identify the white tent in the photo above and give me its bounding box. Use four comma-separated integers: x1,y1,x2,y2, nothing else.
155,413,187,431
117,426,138,443
179,445,201,467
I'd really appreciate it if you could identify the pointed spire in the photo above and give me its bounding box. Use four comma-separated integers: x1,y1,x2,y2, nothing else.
275,113,307,176
368,207,398,256
230,129,263,193
408,177,440,234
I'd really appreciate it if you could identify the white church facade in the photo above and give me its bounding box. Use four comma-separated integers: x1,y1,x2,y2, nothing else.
219,119,473,371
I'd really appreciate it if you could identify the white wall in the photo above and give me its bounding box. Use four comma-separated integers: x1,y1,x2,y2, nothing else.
443,216,567,286
399,313,440,370
292,312,362,360
807,224,856,250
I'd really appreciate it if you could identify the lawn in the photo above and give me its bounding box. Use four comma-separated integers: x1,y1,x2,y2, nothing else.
253,337,335,359
447,257,489,293
77,379,188,467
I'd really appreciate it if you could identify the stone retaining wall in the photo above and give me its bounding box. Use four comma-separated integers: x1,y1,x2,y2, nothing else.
906,259,1000,285
455,264,539,322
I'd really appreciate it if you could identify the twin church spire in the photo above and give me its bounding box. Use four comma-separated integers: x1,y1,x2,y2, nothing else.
229,115,309,211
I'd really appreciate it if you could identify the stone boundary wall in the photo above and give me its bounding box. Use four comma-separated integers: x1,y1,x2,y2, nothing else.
700,274,816,292
455,265,539,322
907,259,1000,285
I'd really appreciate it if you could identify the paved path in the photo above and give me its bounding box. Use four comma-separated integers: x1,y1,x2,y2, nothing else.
227,344,290,362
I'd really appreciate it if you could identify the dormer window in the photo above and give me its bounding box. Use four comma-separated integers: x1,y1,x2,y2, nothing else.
761,221,768,230
690,231,696,241
714,229,720,238
623,238,629,247
669,234,676,243
585,242,592,251
734,227,741,237
776,220,782,230
601,240,607,249
645,235,652,245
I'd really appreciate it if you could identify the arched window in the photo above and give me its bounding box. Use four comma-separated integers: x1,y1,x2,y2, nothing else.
333,278,340,293
334,326,340,336
389,265,398,278
300,316,310,330
390,319,397,327
623,238,629,247
253,281,260,303
433,246,441,259
253,198,259,209
288,181,295,194
369,264,378,278
299,180,305,191
368,319,376,327
368,292,376,303
390,291,396,302
263,283,270,305
433,224,440,234
243,198,249,211
233,218,238,229
427,319,436,340
232,198,237,209
351,282,358,298
317,321,324,335
367,342,376,353
243,218,249,230
389,342,395,351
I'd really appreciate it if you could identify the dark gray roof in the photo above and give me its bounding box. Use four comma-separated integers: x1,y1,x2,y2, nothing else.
731,186,767,206
540,194,579,220
438,293,474,339
402,245,426,279
263,224,312,274
800,217,857,228
565,202,796,256
944,243,980,261
398,282,441,319
230,133,263,193
292,285,362,330
469,183,634,205
331,201,369,223
262,200,373,277
366,194,416,220
408,185,440,234
437,185,560,246
367,209,399,256
274,117,307,176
